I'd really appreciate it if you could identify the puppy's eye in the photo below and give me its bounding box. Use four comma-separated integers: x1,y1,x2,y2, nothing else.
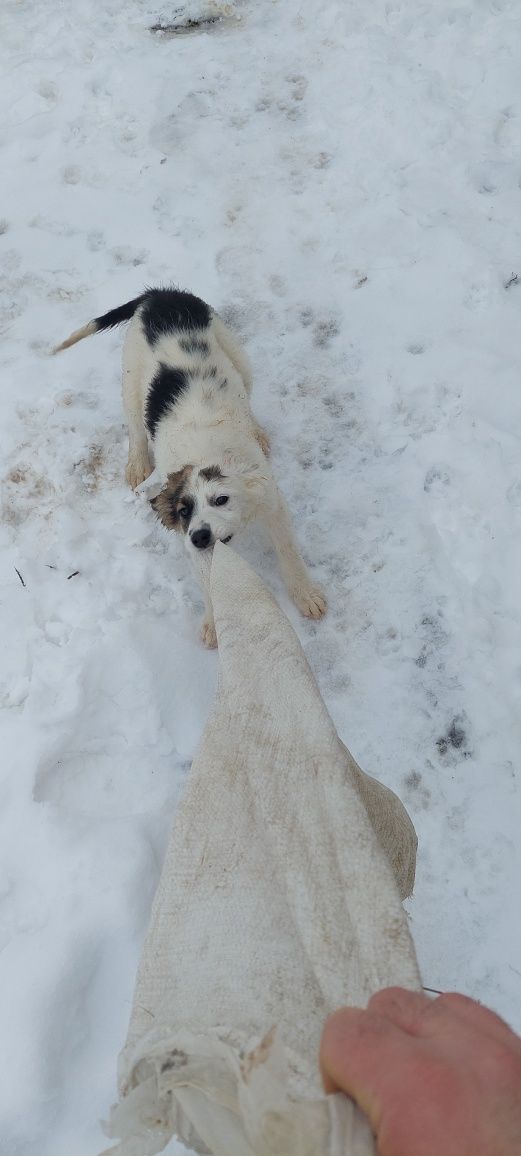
179,506,190,519
214,495,229,506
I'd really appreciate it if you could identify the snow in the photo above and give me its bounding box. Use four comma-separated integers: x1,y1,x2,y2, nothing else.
1,0,521,1152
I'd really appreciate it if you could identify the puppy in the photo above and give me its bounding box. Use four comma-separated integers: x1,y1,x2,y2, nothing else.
54,286,326,646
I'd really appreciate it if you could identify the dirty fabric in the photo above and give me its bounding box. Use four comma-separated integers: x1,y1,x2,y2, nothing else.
102,545,420,1156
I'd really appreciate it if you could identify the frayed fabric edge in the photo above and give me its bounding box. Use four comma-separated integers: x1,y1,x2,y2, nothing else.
100,1027,375,1156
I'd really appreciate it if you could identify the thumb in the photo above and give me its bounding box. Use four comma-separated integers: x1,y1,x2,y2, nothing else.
320,1006,412,1128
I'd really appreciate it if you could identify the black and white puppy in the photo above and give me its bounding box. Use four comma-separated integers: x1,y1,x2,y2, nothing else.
54,287,326,647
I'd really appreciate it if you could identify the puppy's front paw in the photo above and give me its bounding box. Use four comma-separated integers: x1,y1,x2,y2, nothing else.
294,587,327,620
200,619,218,649
126,455,152,490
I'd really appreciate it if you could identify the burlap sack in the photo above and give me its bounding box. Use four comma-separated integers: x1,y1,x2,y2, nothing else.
102,545,420,1156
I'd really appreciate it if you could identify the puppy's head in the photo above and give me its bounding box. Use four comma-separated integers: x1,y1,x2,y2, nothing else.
150,458,268,551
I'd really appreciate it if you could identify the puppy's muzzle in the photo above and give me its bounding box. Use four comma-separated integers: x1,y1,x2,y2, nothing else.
191,526,213,550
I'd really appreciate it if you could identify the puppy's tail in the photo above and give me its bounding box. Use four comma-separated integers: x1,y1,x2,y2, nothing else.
52,294,144,354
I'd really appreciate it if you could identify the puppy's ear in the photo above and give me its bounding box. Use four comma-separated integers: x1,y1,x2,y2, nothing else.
150,465,192,531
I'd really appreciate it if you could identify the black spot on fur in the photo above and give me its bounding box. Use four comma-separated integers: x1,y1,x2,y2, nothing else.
205,366,218,379
140,288,211,345
219,378,228,389
146,364,188,436
199,465,223,481
179,336,210,356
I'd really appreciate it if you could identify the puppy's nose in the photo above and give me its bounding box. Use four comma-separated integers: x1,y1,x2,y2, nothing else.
191,526,212,550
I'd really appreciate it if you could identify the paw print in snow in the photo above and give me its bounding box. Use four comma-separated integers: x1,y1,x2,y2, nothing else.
313,318,339,347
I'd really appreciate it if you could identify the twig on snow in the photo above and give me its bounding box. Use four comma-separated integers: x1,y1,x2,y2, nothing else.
150,16,220,35
14,567,26,587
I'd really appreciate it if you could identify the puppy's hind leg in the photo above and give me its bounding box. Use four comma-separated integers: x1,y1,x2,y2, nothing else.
212,314,270,454
212,314,253,394
122,359,152,490
261,487,327,620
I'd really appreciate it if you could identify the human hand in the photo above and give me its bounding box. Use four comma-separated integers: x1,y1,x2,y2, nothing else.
320,987,521,1156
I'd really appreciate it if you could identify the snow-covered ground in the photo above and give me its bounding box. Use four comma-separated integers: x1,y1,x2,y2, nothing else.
1,0,521,1151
